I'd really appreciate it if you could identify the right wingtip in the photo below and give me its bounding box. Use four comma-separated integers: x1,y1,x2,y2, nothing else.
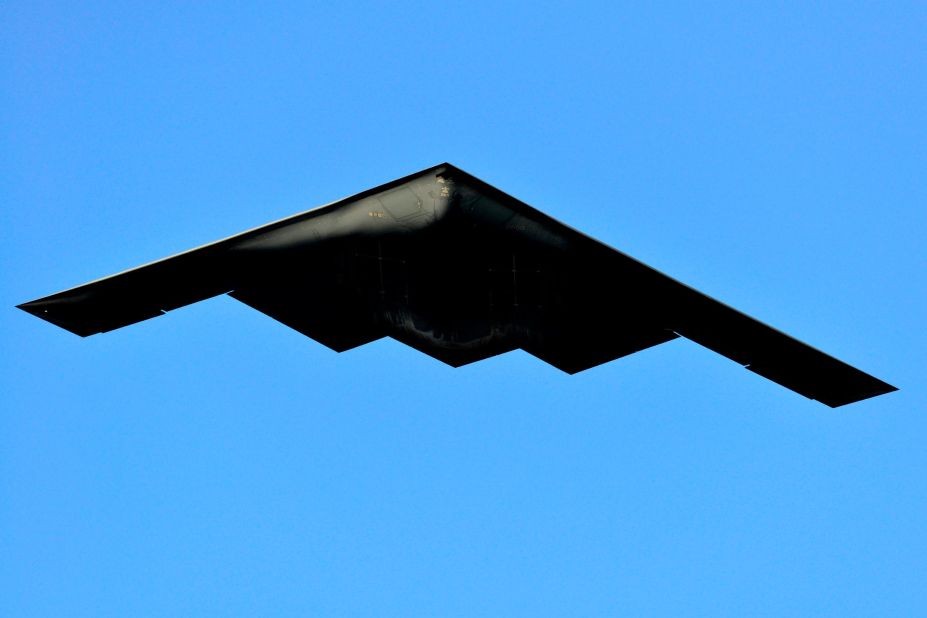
822,381,899,408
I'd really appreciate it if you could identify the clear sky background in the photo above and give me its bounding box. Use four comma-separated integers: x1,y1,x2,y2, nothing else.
2,2,925,616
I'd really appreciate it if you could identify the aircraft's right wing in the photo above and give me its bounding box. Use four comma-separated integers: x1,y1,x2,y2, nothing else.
666,285,896,407
592,243,898,408
451,165,898,408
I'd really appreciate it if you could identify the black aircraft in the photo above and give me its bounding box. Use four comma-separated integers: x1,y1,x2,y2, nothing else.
18,163,896,407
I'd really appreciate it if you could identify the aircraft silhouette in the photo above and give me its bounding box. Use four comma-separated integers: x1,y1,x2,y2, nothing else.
18,163,896,407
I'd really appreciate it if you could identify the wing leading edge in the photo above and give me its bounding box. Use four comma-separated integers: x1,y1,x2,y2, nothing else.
17,163,897,407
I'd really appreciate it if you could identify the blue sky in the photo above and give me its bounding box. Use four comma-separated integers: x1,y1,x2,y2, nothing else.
2,2,925,616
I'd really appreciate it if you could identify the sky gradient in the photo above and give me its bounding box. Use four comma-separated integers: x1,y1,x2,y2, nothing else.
3,2,925,616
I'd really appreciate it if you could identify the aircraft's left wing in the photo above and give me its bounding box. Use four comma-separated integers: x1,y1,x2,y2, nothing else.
17,241,234,337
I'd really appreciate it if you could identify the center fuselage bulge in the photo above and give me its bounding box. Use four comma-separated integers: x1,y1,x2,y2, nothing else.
227,167,574,366
233,170,452,251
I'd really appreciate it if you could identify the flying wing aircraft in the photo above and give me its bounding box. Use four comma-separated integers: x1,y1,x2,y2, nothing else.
17,163,896,407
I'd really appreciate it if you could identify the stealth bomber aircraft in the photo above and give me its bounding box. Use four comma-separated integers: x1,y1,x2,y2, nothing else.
18,163,896,407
